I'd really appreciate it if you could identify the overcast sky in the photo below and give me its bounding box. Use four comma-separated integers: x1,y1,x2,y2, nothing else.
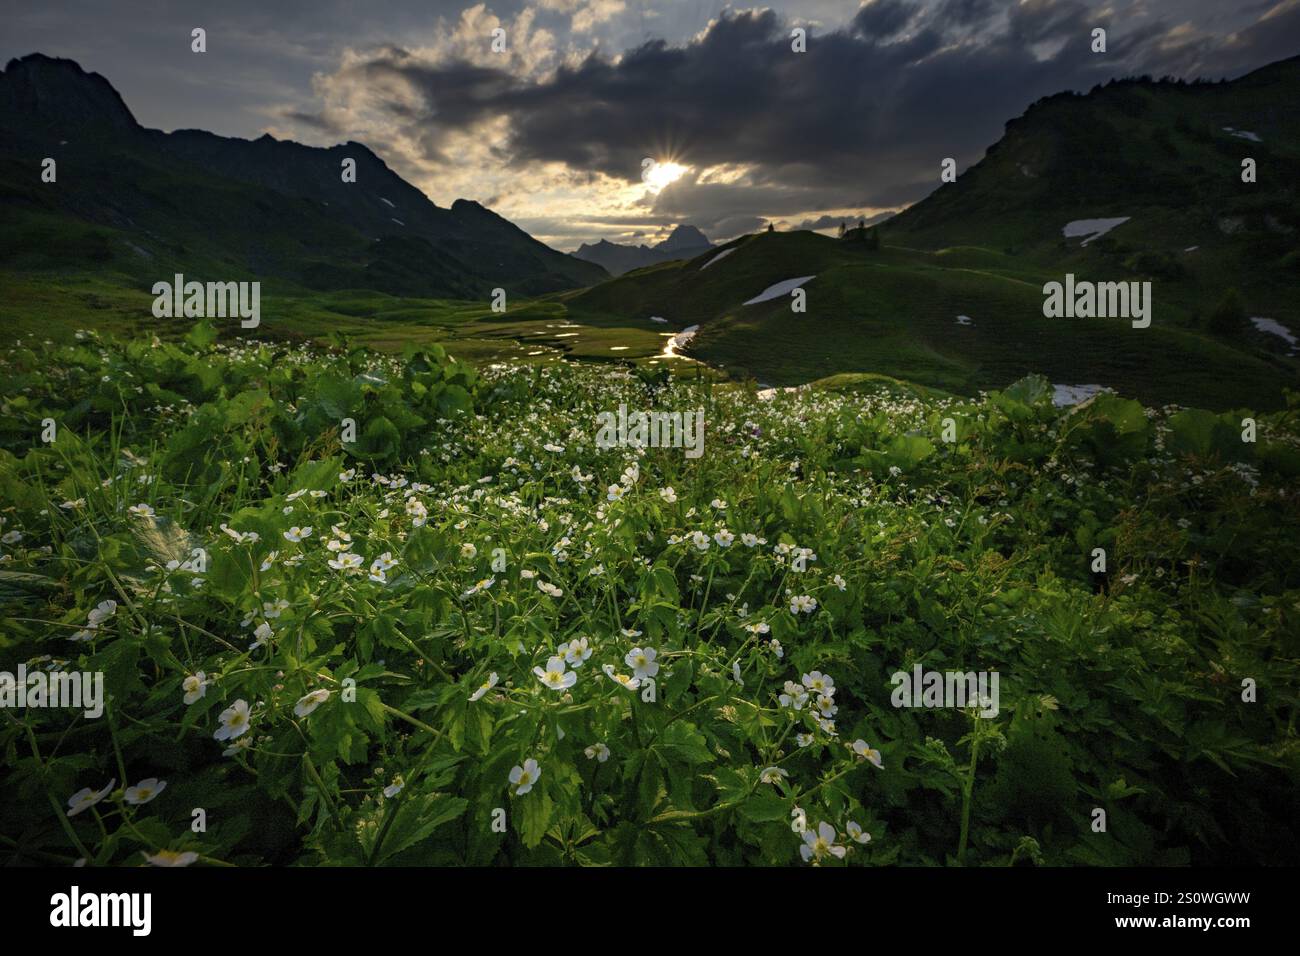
3,0,1297,249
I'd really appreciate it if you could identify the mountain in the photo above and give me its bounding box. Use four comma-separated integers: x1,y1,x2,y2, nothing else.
573,224,712,275
562,57,1300,410
0,53,607,298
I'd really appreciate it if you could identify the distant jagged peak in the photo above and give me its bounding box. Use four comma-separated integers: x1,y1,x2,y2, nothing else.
0,52,139,131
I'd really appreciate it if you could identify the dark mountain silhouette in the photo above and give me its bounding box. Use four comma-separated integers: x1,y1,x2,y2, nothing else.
574,224,713,275
0,53,607,297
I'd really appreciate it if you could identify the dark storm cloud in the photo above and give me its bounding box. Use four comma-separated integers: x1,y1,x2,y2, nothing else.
320,0,1300,230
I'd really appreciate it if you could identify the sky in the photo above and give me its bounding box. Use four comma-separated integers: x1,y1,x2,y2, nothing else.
3,0,1298,250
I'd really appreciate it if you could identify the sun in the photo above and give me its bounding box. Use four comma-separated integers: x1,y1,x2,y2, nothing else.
643,160,688,192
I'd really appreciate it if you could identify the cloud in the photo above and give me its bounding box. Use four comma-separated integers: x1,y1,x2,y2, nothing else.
272,0,1300,243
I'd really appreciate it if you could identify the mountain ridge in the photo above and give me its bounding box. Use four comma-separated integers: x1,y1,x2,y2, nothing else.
0,52,607,297
574,224,713,275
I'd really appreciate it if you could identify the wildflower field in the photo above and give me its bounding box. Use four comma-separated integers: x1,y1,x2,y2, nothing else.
2,324,1298,867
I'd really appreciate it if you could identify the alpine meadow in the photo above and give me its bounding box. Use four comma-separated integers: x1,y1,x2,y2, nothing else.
1,0,1298,896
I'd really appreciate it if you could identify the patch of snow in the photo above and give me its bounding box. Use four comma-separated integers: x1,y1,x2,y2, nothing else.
956,315,973,326
380,197,395,207
391,218,405,225
743,275,816,305
1250,317,1297,353
1223,127,1262,142
552,333,579,338
1052,384,1109,407
700,247,736,270
650,316,669,324
610,346,629,351
1184,246,1198,252
1062,218,1130,246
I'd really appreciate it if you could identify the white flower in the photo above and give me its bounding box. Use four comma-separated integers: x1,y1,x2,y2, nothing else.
219,523,259,544
851,739,884,769
536,579,563,598
294,689,331,718
383,779,404,799
745,621,771,636
144,849,198,867
602,663,641,691
67,779,115,817
795,733,814,747
328,551,364,572
372,552,398,573
625,647,659,680
534,655,578,691
87,600,117,627
802,671,835,696
462,577,496,598
846,821,872,844
460,542,478,559
338,469,355,482
283,526,312,542
741,533,765,547
214,699,252,742
832,574,847,591
509,758,541,795
222,737,252,758
800,821,846,863
469,672,499,702
690,530,711,551
714,529,735,547
520,569,537,580
128,503,155,518
182,672,208,705
559,637,592,667
658,487,677,504
710,498,728,510
790,594,817,615
815,694,838,719
259,551,279,571
249,621,273,650
124,778,167,805
779,681,809,711
606,484,625,502
760,766,789,785
584,742,611,763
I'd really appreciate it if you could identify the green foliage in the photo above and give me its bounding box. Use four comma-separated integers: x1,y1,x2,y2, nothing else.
1,330,1297,867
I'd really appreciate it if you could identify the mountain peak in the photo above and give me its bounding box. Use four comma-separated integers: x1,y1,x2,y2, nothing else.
656,224,711,251
0,53,138,133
